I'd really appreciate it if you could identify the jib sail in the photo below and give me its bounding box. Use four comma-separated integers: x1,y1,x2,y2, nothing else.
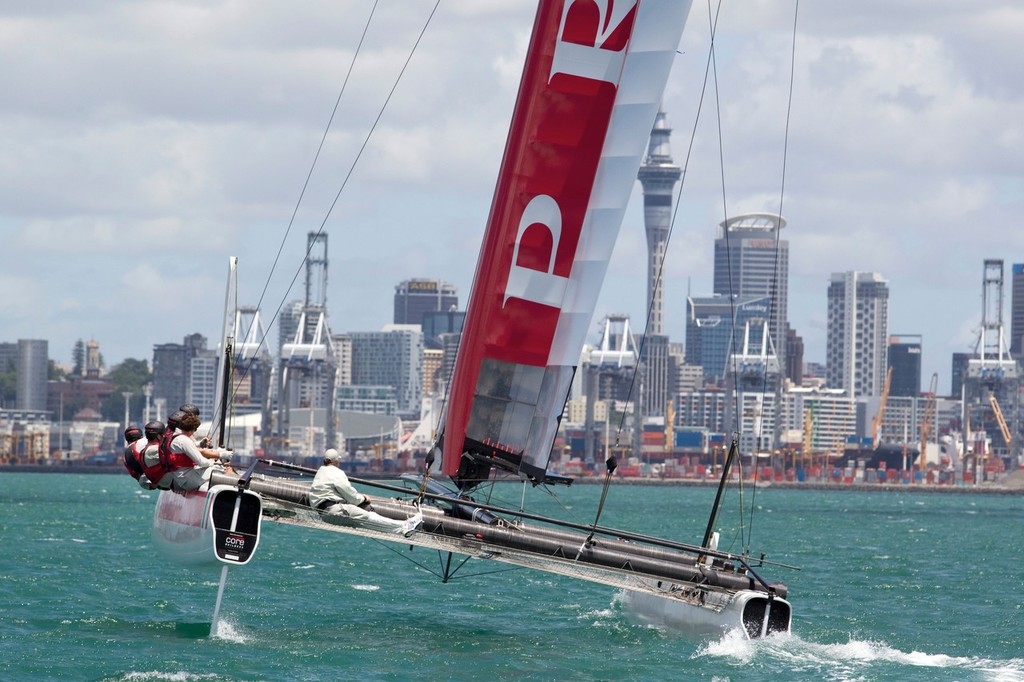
441,0,692,488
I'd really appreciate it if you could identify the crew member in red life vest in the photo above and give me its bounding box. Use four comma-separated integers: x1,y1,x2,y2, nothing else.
159,411,227,491
176,403,212,447
136,420,171,490
122,426,146,481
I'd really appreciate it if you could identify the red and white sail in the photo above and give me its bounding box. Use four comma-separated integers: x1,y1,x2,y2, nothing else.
442,0,692,485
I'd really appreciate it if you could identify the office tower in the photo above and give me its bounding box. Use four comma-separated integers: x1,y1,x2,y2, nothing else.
1011,263,1024,356
152,333,207,414
348,325,424,414
393,279,458,326
16,339,48,411
713,213,789,370
826,271,889,397
887,334,922,398
685,294,772,385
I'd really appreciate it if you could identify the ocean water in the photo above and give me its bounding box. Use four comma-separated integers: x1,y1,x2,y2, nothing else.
2,472,1022,681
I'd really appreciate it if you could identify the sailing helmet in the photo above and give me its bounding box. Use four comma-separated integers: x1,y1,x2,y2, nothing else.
178,403,200,417
144,420,165,438
166,410,186,428
324,448,341,463
124,426,143,443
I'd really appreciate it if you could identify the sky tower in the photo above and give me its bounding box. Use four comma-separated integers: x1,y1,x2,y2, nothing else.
638,108,682,336
637,108,681,420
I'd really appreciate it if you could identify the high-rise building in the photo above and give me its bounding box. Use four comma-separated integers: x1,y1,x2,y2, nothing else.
713,213,789,372
888,334,922,397
0,342,17,408
16,339,49,411
637,109,681,419
825,271,889,398
348,325,423,414
1011,263,1024,356
685,294,772,385
393,279,458,327
152,333,207,413
421,309,465,347
785,326,804,386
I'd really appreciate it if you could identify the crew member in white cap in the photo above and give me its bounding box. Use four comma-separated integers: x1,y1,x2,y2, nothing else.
309,448,422,536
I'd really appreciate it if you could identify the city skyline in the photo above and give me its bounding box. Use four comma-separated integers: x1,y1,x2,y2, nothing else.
2,2,1023,395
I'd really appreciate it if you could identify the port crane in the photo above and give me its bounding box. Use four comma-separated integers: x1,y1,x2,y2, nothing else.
871,366,893,448
988,393,1012,448
917,373,938,478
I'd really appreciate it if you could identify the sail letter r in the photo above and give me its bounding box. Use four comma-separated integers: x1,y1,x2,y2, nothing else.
504,195,568,309
549,0,637,84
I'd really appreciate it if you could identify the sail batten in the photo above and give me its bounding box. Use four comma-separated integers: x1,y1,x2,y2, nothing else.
442,0,692,487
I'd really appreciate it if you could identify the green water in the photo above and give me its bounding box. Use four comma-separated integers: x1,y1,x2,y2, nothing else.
1,473,1022,681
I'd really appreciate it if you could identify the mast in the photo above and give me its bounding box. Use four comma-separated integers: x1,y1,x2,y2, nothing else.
213,257,239,445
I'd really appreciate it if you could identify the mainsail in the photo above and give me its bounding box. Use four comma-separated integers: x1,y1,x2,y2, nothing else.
440,0,692,488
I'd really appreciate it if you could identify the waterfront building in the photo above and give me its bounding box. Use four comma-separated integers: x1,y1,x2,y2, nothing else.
888,334,922,398
825,271,889,398
778,386,858,453
675,389,727,434
336,385,398,416
393,278,458,327
16,339,49,412
348,325,423,415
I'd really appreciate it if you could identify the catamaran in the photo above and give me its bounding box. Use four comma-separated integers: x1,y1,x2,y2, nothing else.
150,0,793,640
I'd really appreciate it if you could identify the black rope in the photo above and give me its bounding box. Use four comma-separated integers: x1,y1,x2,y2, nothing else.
576,454,618,558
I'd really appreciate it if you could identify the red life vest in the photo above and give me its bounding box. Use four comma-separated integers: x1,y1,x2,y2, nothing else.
139,442,166,486
122,441,146,480
158,431,196,472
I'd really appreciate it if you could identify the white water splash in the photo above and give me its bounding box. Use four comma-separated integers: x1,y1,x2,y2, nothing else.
351,584,380,591
695,631,1024,681
209,618,248,644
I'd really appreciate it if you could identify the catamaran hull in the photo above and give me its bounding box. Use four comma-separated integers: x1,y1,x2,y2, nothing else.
152,481,264,567
620,584,791,639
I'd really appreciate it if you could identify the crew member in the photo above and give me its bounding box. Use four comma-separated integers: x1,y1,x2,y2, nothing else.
121,426,146,481
309,448,422,536
177,403,211,447
137,420,171,490
159,411,227,491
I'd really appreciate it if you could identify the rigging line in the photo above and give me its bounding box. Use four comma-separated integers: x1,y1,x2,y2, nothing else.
219,0,382,418
705,0,749,550
247,0,381,335
748,0,799,548
615,1,726,447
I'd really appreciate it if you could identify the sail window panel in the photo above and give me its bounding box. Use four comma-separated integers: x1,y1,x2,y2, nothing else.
464,395,533,452
473,359,546,404
522,365,575,473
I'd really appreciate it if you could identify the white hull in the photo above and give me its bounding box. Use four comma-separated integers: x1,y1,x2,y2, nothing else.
620,583,791,640
151,486,218,566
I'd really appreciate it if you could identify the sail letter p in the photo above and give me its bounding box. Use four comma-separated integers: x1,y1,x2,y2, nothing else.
550,0,637,84
504,195,568,309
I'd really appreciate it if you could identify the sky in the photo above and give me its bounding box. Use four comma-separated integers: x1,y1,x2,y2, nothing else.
2,0,1023,396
